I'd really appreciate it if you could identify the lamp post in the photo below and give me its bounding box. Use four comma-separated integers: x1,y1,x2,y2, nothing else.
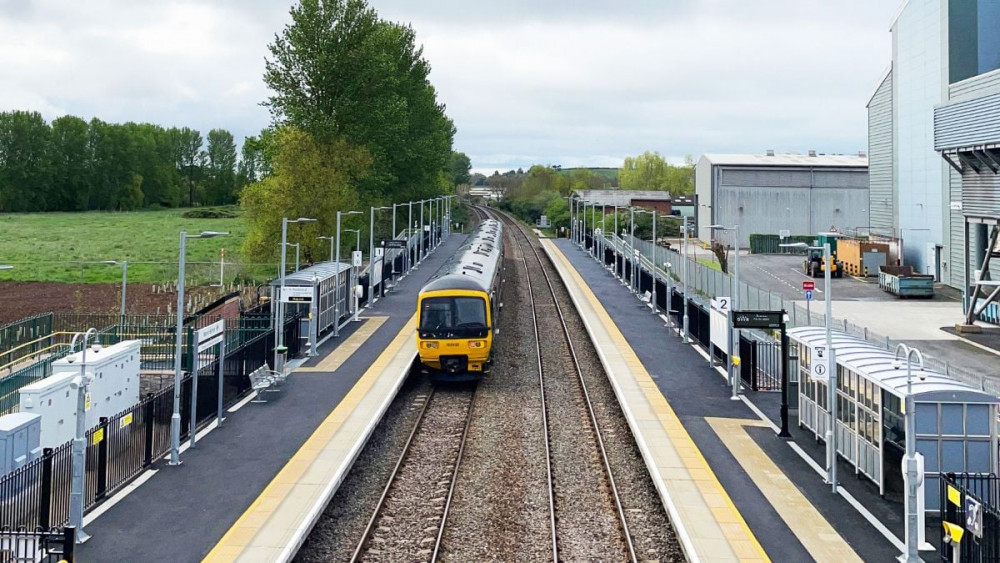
418,200,425,265
317,236,335,262
600,206,606,265
68,327,97,543
782,241,836,490
613,206,620,276
335,211,363,337
893,343,925,563
273,218,315,372
407,201,413,274
709,224,741,400
682,216,691,343
369,205,392,305
170,231,227,467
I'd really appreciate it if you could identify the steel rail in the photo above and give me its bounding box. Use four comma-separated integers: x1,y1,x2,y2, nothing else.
494,207,638,563
430,388,478,562
349,388,436,563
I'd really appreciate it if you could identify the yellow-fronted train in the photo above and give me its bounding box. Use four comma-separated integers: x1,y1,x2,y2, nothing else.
416,219,504,381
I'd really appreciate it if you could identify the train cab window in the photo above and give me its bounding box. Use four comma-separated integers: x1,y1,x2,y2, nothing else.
420,296,488,338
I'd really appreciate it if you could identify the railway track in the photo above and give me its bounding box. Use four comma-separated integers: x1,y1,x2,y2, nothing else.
350,385,477,563
484,206,637,562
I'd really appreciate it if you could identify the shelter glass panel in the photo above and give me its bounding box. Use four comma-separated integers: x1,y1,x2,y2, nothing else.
941,404,964,435
966,440,990,470
941,440,965,472
915,405,938,435
917,439,939,472
966,404,990,436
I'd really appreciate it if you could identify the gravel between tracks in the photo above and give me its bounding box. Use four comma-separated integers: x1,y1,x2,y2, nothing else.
295,374,431,562
546,250,684,562
357,387,474,562
439,233,552,561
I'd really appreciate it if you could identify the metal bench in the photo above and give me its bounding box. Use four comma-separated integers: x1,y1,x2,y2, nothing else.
263,364,289,386
249,365,279,403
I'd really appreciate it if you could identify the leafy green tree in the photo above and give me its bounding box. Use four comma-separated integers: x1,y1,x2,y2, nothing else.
264,0,455,203
50,115,92,210
0,111,52,212
241,126,370,263
620,151,694,195
448,151,471,186
206,129,238,205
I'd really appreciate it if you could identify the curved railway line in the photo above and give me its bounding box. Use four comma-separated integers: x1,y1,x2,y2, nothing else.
478,205,637,562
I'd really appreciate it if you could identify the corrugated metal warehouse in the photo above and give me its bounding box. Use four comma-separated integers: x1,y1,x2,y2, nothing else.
695,152,869,247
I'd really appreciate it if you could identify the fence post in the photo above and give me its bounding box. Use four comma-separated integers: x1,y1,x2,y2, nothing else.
62,526,76,562
96,417,109,501
143,394,154,467
39,447,53,529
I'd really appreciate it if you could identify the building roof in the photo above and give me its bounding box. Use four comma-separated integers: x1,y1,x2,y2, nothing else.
700,153,868,168
270,261,351,286
572,189,671,207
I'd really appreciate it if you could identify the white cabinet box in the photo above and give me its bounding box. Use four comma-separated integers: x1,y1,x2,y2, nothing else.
0,412,42,474
20,341,141,448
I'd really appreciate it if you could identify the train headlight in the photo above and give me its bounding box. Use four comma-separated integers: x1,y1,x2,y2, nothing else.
422,341,438,349
468,341,485,348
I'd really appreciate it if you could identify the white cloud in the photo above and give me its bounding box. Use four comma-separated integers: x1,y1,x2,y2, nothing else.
0,0,899,170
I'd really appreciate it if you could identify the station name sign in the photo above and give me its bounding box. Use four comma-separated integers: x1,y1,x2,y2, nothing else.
281,286,313,303
732,310,784,329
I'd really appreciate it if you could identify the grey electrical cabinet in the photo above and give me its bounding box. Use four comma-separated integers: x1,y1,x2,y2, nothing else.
0,412,42,475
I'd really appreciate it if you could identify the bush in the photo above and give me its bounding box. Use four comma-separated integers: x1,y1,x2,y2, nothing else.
182,205,241,219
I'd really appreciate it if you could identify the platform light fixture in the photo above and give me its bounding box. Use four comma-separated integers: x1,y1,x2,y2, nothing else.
708,224,741,401
893,343,925,563
68,327,98,543
335,211,363,337
170,231,228,467
781,240,836,491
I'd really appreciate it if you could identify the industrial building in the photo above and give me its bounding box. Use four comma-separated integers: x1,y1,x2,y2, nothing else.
867,0,1000,320
695,152,869,247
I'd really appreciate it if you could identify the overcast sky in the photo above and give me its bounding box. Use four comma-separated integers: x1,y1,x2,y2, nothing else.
0,0,900,175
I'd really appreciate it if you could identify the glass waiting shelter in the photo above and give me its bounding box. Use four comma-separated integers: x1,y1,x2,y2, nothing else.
789,327,998,510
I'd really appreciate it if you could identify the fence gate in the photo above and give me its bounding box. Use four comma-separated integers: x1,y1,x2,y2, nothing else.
940,472,1000,562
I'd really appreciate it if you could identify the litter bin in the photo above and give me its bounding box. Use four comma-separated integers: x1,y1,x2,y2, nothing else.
275,345,288,374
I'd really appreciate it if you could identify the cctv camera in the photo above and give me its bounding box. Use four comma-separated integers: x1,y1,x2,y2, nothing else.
919,372,927,382
892,360,901,370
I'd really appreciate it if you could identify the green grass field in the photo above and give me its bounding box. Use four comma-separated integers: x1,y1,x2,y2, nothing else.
0,209,256,284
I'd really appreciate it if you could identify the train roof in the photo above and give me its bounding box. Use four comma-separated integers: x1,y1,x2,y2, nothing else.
421,219,503,295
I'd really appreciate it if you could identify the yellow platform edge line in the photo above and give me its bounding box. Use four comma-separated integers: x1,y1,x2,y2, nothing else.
298,316,388,372
707,417,864,562
542,240,769,563
203,314,417,563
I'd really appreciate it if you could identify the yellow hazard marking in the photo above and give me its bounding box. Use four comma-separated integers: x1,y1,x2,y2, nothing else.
948,485,961,506
297,317,387,373
707,417,863,562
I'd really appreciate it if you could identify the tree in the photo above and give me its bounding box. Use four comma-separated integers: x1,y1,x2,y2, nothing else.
619,151,695,195
447,151,471,186
0,111,52,212
241,126,370,263
264,0,455,204
50,115,92,211
206,129,238,205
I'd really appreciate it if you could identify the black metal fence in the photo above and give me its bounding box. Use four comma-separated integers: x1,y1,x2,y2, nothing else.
0,315,301,530
739,336,782,391
940,472,1000,562
0,526,74,562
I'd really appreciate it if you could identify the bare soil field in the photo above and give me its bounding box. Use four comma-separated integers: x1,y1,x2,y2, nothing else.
0,281,230,326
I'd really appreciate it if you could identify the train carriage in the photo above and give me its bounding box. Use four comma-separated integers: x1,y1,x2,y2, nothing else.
416,219,504,381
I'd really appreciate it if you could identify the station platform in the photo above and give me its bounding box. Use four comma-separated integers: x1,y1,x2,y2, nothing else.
76,235,467,563
543,238,904,562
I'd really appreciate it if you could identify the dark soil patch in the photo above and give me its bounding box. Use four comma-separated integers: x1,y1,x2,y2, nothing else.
0,282,230,326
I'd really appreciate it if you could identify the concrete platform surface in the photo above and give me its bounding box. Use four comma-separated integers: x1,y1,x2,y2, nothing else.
76,236,466,563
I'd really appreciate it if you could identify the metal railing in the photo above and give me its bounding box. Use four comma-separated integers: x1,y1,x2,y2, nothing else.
0,525,74,562
940,472,1000,562
594,231,1000,398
